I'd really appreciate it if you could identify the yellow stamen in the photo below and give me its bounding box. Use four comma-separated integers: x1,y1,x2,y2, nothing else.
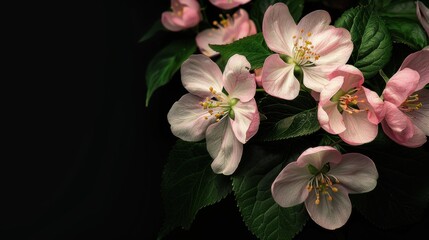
399,93,422,112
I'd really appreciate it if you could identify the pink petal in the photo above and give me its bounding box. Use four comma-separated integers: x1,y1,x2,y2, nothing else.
407,88,429,135
400,48,429,90
311,28,353,66
340,111,378,145
209,0,250,10
230,99,259,144
318,101,346,134
179,0,201,10
416,1,429,37
195,28,224,57
181,54,224,97
232,9,255,40
246,106,260,141
305,185,351,230
382,101,416,144
398,126,427,147
161,12,184,32
206,119,243,175
223,54,256,102
271,162,311,207
383,68,419,106
167,93,215,141
261,54,300,100
161,1,201,32
359,87,385,124
297,10,331,36
181,7,202,26
318,76,343,106
262,3,296,56
296,146,342,169
302,65,335,92
329,153,378,194
328,65,364,92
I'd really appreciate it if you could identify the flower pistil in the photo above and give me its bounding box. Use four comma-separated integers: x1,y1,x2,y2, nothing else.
399,93,423,112
306,163,340,205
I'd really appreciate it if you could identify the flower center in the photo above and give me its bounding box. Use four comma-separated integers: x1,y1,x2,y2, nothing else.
199,87,238,122
172,0,185,17
332,88,367,114
212,13,234,29
292,29,320,66
306,163,340,205
399,93,422,112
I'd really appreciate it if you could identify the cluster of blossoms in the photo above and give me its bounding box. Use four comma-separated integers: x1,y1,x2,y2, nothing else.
163,0,429,231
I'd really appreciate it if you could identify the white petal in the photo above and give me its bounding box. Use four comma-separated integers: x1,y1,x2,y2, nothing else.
305,185,351,230
297,10,331,36
231,99,259,143
167,93,215,141
223,54,256,102
261,54,300,100
195,28,224,57
271,162,310,207
296,146,342,169
262,3,296,56
330,153,378,194
181,54,223,97
311,28,353,66
206,119,243,175
302,65,335,92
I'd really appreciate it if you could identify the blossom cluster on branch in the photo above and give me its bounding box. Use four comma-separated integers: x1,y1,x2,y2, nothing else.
141,0,429,239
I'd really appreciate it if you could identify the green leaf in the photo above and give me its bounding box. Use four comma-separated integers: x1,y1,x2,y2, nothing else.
232,142,309,240
261,107,319,141
138,20,165,43
335,6,392,79
382,17,428,50
341,132,429,229
210,33,272,70
250,0,304,31
257,92,320,141
145,39,196,106
158,140,232,239
379,0,420,20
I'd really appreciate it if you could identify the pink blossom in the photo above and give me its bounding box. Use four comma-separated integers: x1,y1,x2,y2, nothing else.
261,3,353,100
161,0,202,32
209,0,251,10
417,1,429,37
196,9,256,57
317,65,384,145
380,49,429,147
272,146,378,230
167,54,260,175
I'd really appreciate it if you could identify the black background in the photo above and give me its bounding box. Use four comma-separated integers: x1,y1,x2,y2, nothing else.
4,1,428,239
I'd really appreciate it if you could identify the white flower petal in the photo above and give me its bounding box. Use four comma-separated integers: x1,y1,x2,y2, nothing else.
261,54,300,100
206,119,243,175
305,185,351,230
330,153,378,194
296,146,342,169
223,54,256,102
271,162,310,207
230,99,259,143
167,93,215,141
262,3,296,56
181,54,224,97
